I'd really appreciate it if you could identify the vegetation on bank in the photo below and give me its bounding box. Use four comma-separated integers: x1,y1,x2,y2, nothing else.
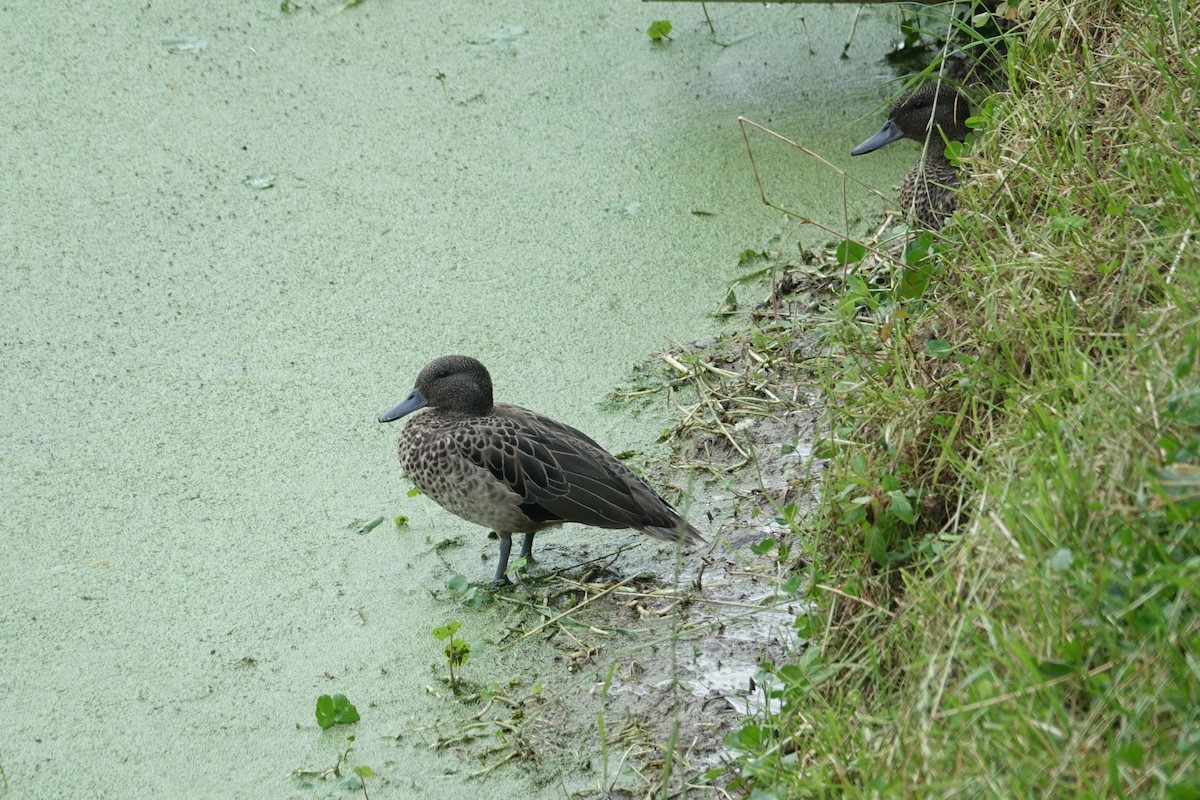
721,0,1200,796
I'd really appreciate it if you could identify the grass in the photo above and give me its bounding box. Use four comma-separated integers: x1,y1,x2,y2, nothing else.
719,0,1200,796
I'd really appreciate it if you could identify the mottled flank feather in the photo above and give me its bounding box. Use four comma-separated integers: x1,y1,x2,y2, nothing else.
851,84,971,231
379,356,705,585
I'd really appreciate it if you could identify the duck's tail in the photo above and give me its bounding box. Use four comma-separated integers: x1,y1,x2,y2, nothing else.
642,520,707,547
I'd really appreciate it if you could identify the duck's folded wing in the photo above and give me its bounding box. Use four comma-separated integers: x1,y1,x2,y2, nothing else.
535,435,706,543
455,412,682,534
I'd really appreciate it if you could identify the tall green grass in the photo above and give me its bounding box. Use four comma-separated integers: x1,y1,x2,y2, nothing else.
724,1,1200,796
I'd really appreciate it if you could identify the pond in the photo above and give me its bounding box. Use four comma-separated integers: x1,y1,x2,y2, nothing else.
0,1,909,796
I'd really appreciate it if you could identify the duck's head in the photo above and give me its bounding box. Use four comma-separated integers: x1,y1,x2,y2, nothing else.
851,83,970,157
378,355,495,422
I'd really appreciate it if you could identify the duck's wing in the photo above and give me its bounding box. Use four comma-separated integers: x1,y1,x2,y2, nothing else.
454,406,703,543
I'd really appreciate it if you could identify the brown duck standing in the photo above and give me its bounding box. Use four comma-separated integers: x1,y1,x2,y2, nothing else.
852,84,971,230
379,355,705,586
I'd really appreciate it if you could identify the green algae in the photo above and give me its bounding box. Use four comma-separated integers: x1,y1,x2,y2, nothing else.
0,1,911,797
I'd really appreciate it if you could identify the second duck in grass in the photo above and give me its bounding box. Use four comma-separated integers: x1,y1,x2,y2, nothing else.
852,83,971,230
379,355,706,586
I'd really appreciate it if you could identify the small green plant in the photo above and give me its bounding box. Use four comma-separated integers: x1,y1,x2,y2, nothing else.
349,763,375,800
504,555,529,582
432,621,471,687
293,734,375,799
315,693,360,730
647,20,672,42
446,573,492,607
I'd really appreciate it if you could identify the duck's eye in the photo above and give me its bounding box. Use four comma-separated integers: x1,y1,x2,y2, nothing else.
436,369,451,379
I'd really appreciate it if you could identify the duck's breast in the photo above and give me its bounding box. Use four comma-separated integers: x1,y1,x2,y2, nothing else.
398,414,544,533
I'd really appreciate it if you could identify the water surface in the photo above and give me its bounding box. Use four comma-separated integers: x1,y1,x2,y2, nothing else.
0,2,907,796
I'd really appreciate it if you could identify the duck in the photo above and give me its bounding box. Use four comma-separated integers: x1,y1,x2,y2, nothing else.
378,355,706,586
851,83,971,230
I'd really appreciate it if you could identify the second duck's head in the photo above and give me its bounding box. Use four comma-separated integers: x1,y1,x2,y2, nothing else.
379,355,495,422
851,83,971,157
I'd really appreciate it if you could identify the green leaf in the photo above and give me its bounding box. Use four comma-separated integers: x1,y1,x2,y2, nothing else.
965,95,998,130
866,526,888,566
1048,214,1087,232
776,664,809,689
903,232,935,266
750,538,776,555
315,694,360,730
1117,741,1145,768
835,239,866,266
897,262,934,300
353,765,376,778
926,339,954,359
431,621,462,640
793,613,817,638
944,139,965,163
888,491,915,525
406,486,423,498
446,639,471,666
463,586,492,608
1036,659,1074,679
724,723,769,751
446,574,469,593
315,695,335,729
647,19,673,41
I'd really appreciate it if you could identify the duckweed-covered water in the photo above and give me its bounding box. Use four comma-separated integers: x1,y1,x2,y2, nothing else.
0,2,909,796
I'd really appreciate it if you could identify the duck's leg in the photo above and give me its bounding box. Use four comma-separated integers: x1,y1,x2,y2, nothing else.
519,532,536,562
493,533,514,587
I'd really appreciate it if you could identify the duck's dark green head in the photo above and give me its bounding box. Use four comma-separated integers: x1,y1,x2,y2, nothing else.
852,84,970,156
379,355,495,423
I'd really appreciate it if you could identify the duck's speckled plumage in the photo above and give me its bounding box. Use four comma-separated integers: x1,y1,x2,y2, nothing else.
379,356,705,585
852,84,971,230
